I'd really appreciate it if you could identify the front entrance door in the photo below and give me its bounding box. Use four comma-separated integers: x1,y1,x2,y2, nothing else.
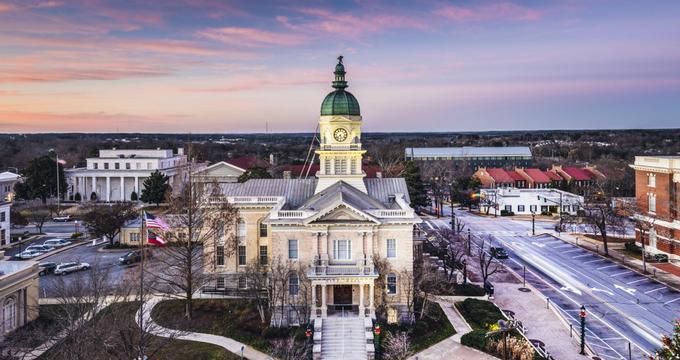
333,285,352,305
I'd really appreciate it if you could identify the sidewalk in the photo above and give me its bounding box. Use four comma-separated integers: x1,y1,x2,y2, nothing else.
408,297,497,360
492,282,588,360
137,296,273,360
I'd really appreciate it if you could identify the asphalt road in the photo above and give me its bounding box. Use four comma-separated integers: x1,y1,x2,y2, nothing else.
423,210,678,360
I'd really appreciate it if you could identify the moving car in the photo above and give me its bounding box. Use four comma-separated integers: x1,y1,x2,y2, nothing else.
490,247,509,260
25,244,54,253
52,215,72,222
54,262,90,275
43,239,72,248
118,250,153,265
38,262,57,276
17,250,42,259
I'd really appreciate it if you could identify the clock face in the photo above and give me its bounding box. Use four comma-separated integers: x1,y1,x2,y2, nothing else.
333,128,348,142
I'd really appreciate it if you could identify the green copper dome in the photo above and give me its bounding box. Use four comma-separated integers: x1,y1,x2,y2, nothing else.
320,56,360,116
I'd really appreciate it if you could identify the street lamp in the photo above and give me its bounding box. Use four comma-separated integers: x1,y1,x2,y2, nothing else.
48,148,61,214
373,324,382,357
579,305,587,355
530,210,536,236
448,182,456,233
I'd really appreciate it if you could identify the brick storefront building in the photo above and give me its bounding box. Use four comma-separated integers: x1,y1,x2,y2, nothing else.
630,156,680,260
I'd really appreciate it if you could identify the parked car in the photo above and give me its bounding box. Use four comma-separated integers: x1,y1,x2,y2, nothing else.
118,250,153,265
43,239,72,248
16,250,42,259
644,253,669,263
25,244,54,253
52,215,72,222
490,247,509,260
54,262,91,275
38,262,58,276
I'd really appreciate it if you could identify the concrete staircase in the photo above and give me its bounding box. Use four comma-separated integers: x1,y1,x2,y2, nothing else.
320,317,368,360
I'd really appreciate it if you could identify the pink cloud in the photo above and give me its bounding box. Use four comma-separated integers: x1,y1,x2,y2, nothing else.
196,27,309,47
0,111,187,132
438,2,543,22
183,68,327,93
279,7,427,38
0,2,17,12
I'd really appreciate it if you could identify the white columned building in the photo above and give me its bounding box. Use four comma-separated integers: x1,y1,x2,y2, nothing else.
65,148,191,202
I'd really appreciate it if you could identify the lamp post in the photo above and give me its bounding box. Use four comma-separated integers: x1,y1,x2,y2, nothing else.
530,211,536,236
462,259,468,284
305,327,313,360
467,228,471,256
48,149,61,214
449,182,456,233
374,324,381,358
579,305,587,355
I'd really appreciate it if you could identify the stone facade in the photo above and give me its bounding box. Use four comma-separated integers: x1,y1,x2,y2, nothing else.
0,259,39,339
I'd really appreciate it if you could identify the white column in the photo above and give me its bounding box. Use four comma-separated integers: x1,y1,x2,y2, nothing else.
359,284,365,317
369,283,375,316
105,177,110,202
92,176,97,198
120,176,125,201
312,284,318,317
321,284,327,318
80,177,85,202
134,176,139,193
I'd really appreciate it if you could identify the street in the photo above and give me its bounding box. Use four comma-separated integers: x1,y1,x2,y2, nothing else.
422,210,679,360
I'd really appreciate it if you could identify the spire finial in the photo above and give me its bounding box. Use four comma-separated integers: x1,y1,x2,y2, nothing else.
332,55,347,90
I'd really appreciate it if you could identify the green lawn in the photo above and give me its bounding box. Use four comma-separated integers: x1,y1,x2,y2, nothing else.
380,299,455,353
38,302,240,360
152,299,307,353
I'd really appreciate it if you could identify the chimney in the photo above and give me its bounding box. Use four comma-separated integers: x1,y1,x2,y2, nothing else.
283,171,291,179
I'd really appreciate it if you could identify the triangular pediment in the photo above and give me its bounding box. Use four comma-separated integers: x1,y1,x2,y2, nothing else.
194,161,246,177
306,204,379,224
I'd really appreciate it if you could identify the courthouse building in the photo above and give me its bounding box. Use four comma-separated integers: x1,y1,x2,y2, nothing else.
204,57,421,320
65,148,189,202
630,156,680,259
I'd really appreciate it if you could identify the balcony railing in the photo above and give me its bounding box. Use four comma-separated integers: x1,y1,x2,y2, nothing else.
309,257,377,277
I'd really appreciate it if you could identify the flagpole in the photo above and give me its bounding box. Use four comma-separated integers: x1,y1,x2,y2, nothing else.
139,210,146,359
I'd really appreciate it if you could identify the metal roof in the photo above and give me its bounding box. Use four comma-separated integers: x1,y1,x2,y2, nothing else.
299,181,385,211
405,146,532,158
365,178,411,205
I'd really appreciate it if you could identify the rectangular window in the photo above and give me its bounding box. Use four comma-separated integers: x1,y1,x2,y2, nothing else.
648,174,656,187
104,163,109,170
238,276,247,289
259,246,268,265
259,223,268,237
386,239,396,258
136,162,141,169
387,274,397,294
0,211,5,222
216,277,225,289
115,162,120,170
238,222,246,243
288,239,298,259
517,205,525,212
289,274,299,296
350,159,357,174
529,205,537,212
562,205,570,212
129,232,140,242
125,163,130,170
324,159,331,174
217,246,225,266
147,162,152,169
238,245,246,266
504,205,512,212
648,194,656,213
93,163,98,169
0,229,5,242
333,239,351,260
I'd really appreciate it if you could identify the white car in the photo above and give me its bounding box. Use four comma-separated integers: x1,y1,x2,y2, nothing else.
54,262,90,275
43,239,72,248
52,215,72,222
25,244,54,253
18,250,42,259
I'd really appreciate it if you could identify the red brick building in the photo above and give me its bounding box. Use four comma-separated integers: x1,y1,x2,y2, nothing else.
630,156,680,260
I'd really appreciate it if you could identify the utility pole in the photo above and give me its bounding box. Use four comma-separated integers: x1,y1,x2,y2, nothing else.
467,228,471,255
579,305,587,355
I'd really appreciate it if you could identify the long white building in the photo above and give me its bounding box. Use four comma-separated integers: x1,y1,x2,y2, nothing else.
480,188,584,216
65,148,189,202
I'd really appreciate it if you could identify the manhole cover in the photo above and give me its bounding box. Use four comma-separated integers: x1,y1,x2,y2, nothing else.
518,287,531,292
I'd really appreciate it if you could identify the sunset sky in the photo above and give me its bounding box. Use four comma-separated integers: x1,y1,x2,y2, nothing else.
0,0,679,133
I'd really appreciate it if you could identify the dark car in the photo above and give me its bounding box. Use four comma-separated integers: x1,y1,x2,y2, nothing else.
645,253,669,263
38,262,57,276
118,250,153,265
490,247,509,260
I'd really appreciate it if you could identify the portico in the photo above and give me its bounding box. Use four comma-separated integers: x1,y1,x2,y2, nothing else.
311,278,377,318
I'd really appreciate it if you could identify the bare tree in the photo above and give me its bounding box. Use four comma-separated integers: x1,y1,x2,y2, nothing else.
438,228,467,283
382,331,413,360
269,335,308,360
367,142,403,177
568,183,626,256
22,204,51,234
478,236,502,284
150,179,239,320
81,202,138,245
243,261,270,324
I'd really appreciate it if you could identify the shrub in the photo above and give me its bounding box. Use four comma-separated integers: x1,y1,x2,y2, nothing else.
103,242,138,249
624,242,642,254
70,232,83,239
261,326,290,339
74,192,81,202
130,191,138,201
461,329,488,350
456,299,504,330
90,192,98,201
454,283,486,296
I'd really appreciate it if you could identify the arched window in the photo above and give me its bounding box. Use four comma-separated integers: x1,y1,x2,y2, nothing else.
387,274,397,295
238,221,246,243
289,273,299,296
3,297,16,333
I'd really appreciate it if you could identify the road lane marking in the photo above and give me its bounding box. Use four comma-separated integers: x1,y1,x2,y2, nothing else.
597,264,619,270
644,287,665,294
562,249,581,254
626,278,648,285
610,271,632,277
573,254,591,259
664,297,680,305
584,259,605,264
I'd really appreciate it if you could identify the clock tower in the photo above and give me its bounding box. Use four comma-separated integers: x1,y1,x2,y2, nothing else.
315,56,367,194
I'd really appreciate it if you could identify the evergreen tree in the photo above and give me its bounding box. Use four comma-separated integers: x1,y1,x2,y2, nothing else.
401,161,429,209
140,170,170,206
15,155,66,203
653,319,680,359
238,166,272,183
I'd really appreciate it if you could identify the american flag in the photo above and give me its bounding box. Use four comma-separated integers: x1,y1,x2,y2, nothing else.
143,212,170,231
